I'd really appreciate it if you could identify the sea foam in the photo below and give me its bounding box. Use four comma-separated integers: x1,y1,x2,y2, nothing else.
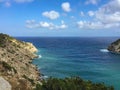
40,75,48,80
100,49,109,53
38,55,42,58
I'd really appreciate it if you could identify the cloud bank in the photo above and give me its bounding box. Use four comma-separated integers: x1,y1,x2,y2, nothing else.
42,11,60,20
26,20,67,30
77,0,120,30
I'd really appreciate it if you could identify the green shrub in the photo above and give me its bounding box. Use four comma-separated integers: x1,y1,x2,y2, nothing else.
2,61,13,71
1,61,17,73
34,77,114,90
12,67,17,73
23,75,35,85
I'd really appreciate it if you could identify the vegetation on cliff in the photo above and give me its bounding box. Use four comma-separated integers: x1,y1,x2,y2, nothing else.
34,77,114,90
108,39,120,53
0,33,40,90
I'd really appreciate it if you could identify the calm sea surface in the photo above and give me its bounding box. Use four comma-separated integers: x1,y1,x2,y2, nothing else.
16,37,120,90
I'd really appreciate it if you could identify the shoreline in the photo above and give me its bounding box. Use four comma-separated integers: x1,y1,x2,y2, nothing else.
0,33,42,90
32,52,48,80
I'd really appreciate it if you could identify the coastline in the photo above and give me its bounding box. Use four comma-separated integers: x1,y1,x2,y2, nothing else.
0,34,41,90
33,53,48,80
30,37,119,90
0,35,117,90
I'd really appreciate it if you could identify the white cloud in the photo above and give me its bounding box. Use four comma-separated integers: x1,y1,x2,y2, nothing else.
59,24,67,29
26,20,67,30
25,20,39,29
26,20,35,24
85,0,100,5
61,2,71,12
88,11,94,17
58,20,67,29
42,10,60,20
95,0,120,23
77,0,120,30
40,22,51,28
96,12,120,23
77,21,120,29
77,21,103,29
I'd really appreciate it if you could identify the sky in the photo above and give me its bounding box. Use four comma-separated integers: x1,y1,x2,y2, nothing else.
0,0,120,37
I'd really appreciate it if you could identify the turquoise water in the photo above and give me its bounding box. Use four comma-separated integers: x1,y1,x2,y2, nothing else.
17,37,120,90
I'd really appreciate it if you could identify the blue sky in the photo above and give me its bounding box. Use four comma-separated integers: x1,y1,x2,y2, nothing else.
0,0,120,37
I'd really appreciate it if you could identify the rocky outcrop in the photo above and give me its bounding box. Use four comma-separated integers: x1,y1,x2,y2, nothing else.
0,77,11,90
108,39,120,53
0,33,40,90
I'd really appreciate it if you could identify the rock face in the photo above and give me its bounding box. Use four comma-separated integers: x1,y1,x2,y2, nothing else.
0,77,11,90
0,33,40,90
108,39,120,53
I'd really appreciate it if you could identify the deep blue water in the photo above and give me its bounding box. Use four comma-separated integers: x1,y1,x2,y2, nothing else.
16,37,120,90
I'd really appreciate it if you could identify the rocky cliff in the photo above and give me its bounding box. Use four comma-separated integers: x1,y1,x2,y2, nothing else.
0,33,40,90
108,39,120,53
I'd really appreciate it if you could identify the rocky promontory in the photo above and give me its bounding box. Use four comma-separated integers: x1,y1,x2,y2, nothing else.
0,33,40,90
108,39,120,53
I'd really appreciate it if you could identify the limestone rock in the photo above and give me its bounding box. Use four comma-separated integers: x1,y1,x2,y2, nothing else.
0,77,11,90
0,33,40,90
108,39,120,53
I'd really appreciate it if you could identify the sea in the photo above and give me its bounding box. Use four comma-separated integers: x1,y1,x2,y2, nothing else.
16,37,120,90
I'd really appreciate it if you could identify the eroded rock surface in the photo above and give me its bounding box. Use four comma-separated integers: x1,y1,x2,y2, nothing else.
108,39,120,53
0,33,40,90
0,77,11,90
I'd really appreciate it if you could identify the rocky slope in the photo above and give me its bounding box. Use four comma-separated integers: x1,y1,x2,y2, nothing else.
0,77,11,90
0,33,40,90
108,39,120,53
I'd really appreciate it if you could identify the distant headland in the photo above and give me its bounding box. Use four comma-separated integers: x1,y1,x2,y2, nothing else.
108,39,120,54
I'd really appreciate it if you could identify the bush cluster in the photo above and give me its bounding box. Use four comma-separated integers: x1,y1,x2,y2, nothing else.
1,61,17,73
34,77,114,90
23,75,35,85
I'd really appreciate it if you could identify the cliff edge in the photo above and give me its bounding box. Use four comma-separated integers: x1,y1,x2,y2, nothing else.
108,39,120,53
0,33,40,90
